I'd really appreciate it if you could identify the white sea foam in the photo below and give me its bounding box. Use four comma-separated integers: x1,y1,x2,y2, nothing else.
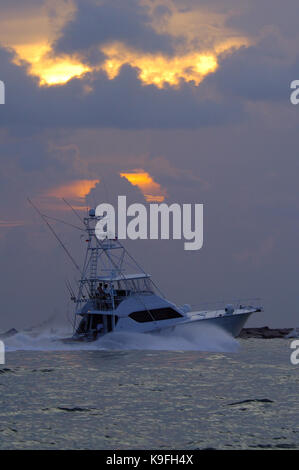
4,322,239,353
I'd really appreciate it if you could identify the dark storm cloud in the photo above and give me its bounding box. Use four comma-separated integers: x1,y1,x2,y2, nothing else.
2,34,298,132
3,0,298,131
0,47,244,130
54,0,176,61
210,36,299,102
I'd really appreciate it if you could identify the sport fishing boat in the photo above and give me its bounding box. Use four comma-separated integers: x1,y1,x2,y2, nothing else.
28,200,262,341
59,208,262,342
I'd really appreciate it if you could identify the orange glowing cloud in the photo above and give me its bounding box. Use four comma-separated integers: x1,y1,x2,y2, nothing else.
99,2,251,88
0,0,251,88
42,179,99,211
0,0,89,86
14,44,90,86
102,42,218,87
120,170,166,202
46,179,99,200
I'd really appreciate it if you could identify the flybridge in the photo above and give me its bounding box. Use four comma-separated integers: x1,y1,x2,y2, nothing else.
0,80,5,104
95,195,203,251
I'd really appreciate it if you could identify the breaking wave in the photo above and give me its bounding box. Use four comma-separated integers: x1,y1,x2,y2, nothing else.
4,322,239,353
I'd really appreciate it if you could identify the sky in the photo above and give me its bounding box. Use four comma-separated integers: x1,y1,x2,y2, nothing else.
0,0,299,329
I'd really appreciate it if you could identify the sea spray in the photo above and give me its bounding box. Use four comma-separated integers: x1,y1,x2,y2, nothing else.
96,323,240,352
5,322,239,353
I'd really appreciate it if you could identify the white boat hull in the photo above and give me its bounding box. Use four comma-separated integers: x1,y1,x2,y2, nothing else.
145,310,255,339
184,310,253,337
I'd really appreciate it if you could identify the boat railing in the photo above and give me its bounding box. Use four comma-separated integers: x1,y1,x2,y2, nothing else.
190,297,262,312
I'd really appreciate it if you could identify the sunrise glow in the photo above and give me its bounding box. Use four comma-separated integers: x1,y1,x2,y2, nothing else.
120,170,166,202
102,43,218,87
45,179,99,200
0,0,251,88
13,43,90,86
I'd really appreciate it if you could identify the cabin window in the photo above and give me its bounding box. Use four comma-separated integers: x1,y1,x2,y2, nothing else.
152,308,182,321
128,310,153,323
129,308,182,323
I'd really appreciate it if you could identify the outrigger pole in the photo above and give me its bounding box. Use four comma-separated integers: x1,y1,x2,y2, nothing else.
62,198,84,223
27,198,82,275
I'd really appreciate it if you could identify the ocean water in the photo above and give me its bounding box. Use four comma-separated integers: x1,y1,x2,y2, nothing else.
0,325,298,449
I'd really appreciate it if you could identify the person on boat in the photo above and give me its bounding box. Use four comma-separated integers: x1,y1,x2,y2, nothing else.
96,283,105,298
103,283,109,294
103,283,116,296
94,283,107,309
103,283,114,309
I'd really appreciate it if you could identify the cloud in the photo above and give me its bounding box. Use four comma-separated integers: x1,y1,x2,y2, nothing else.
0,0,85,86
53,0,250,87
226,0,299,38
0,47,244,130
120,170,167,202
209,34,299,102
41,178,100,210
2,1,298,131
0,1,252,95
54,0,176,58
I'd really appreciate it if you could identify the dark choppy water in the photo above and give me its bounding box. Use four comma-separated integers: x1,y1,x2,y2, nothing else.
0,335,298,449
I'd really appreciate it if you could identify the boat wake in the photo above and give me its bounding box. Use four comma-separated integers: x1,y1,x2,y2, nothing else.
4,322,239,353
